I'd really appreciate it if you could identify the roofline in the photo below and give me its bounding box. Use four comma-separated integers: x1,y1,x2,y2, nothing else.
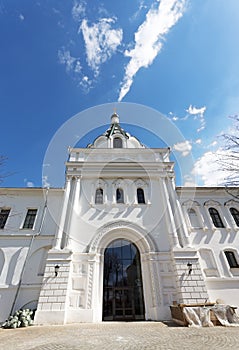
69,147,170,152
0,187,63,191
176,186,237,190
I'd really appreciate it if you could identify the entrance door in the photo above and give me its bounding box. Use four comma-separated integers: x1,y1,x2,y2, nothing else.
103,239,145,321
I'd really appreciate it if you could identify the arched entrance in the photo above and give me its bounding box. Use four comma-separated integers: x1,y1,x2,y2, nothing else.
103,239,145,321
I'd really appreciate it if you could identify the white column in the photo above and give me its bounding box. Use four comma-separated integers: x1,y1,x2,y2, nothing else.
65,176,81,249
160,178,181,248
54,177,71,250
167,177,190,247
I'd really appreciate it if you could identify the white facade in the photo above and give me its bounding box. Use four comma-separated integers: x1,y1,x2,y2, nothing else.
1,113,239,324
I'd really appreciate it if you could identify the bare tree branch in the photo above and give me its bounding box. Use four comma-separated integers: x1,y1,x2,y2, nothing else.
217,115,239,200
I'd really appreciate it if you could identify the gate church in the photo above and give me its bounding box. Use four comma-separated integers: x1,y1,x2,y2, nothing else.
1,113,239,324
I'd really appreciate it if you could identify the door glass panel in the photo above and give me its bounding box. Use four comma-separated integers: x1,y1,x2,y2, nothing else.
103,239,145,321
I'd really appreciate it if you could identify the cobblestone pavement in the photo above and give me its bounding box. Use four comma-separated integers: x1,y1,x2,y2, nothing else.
1,322,239,350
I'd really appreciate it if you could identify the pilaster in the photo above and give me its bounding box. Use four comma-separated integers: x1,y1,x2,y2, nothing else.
54,177,71,250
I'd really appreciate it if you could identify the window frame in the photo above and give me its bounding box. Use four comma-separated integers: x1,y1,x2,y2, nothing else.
224,250,239,268
95,188,104,205
187,208,201,228
116,188,124,204
113,137,123,148
137,188,145,204
22,209,38,229
208,207,224,228
0,208,10,229
229,207,239,227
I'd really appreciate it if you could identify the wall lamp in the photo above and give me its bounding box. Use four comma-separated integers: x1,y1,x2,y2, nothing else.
187,262,192,275
54,265,60,277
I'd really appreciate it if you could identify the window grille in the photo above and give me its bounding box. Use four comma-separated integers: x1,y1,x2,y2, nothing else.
0,209,10,229
23,209,37,229
230,207,239,227
225,251,239,268
208,207,224,228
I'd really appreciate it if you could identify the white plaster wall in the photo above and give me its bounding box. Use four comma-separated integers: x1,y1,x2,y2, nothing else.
66,176,172,253
0,188,63,322
178,187,239,310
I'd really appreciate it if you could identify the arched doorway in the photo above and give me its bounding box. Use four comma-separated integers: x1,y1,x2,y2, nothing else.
103,239,145,321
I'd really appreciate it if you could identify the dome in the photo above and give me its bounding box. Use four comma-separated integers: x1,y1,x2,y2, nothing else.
88,113,145,149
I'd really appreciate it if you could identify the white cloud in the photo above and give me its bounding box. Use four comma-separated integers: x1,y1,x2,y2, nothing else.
80,18,123,77
173,140,192,157
79,75,93,93
195,139,202,144
183,174,196,187
186,105,206,115
130,0,148,22
186,104,206,132
19,14,24,21
118,0,186,101
58,49,82,74
207,140,217,148
192,149,239,186
72,0,86,21
58,48,94,92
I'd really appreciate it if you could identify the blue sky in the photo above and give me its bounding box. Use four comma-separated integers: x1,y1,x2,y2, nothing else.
1,0,239,188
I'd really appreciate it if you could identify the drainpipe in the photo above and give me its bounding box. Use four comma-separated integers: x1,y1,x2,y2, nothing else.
9,188,49,316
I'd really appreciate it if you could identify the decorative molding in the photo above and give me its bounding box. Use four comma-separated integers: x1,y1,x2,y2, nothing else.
86,262,94,309
224,199,239,207
182,199,200,207
204,200,221,207
88,220,156,254
134,178,148,188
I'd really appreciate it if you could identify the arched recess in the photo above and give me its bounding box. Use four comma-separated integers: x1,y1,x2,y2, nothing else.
22,245,51,284
103,239,145,321
88,220,155,254
87,221,158,322
20,300,38,317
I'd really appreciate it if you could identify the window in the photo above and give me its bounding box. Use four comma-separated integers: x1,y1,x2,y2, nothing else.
230,207,239,227
23,209,37,229
0,209,10,229
225,251,239,268
208,207,224,228
188,208,200,228
113,137,122,148
95,188,103,204
137,188,145,204
116,188,124,203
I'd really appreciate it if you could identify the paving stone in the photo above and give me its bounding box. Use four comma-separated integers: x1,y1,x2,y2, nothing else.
1,322,239,350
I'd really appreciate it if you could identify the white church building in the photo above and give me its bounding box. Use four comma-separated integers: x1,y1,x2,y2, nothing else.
1,113,239,324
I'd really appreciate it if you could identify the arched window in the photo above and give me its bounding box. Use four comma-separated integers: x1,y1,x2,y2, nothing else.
225,251,239,268
188,208,200,228
116,188,124,203
208,207,224,228
113,137,122,148
230,207,239,227
95,188,103,204
137,188,145,204
0,208,10,229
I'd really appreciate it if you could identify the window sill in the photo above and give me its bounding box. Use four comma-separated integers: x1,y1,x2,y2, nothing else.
230,268,239,276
